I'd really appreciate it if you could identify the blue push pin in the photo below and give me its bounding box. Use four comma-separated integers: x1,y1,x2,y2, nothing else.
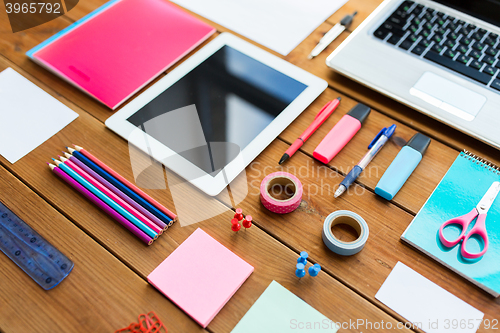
295,263,306,278
297,251,308,265
308,263,321,277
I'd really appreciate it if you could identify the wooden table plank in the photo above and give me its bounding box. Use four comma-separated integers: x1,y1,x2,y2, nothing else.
0,58,412,333
0,165,206,333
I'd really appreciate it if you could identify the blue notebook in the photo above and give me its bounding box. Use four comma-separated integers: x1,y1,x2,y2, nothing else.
402,151,500,297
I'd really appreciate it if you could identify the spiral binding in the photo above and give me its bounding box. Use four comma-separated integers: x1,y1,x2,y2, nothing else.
462,150,500,175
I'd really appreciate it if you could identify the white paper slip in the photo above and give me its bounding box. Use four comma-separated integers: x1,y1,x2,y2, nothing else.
0,68,78,163
171,0,348,56
376,262,484,333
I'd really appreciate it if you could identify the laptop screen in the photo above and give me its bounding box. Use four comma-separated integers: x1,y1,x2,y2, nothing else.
432,0,500,27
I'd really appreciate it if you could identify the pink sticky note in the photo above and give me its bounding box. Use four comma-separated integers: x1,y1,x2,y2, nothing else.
148,228,253,327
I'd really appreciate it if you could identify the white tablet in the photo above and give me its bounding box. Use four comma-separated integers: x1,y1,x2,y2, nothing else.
106,33,327,196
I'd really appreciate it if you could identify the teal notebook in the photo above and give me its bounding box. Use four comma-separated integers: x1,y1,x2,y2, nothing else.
402,151,500,297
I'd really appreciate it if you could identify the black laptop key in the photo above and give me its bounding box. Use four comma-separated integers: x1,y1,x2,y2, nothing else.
484,38,495,47
407,34,418,43
424,51,491,84
490,33,499,40
457,20,465,26
448,32,458,40
399,1,414,12
412,17,422,26
468,24,477,30
472,33,484,41
483,66,496,76
436,11,445,17
460,37,472,46
374,29,389,40
479,28,487,34
483,55,496,65
470,60,482,70
443,49,456,58
456,44,468,54
383,22,405,36
495,60,500,69
420,29,431,38
491,79,500,91
432,34,443,43
447,22,457,31
459,27,471,36
485,47,499,57
435,27,446,35
473,43,486,51
436,18,445,26
389,16,405,27
411,45,425,55
399,40,413,50
431,43,444,53
419,39,431,48
423,12,433,21
469,50,482,59
387,35,402,45
408,25,418,33
457,54,470,64
423,22,433,31
444,39,455,49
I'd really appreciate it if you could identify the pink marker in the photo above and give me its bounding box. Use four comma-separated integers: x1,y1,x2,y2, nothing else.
313,103,371,164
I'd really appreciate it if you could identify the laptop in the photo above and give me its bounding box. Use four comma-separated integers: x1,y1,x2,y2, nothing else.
326,0,500,149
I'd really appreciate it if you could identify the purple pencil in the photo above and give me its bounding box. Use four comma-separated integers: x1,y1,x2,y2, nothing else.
49,163,153,245
63,152,168,230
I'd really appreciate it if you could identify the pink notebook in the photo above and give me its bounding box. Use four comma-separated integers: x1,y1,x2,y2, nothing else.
27,0,215,109
147,228,253,327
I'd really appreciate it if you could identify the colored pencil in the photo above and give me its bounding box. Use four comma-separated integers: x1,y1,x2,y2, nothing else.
61,156,163,235
72,145,177,222
54,159,158,239
49,163,153,245
69,149,173,226
64,152,168,230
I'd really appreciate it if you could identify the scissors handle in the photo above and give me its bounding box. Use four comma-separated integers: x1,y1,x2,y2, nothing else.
439,208,477,247
461,213,489,259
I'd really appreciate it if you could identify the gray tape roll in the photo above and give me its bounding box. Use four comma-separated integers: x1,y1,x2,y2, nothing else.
322,210,369,256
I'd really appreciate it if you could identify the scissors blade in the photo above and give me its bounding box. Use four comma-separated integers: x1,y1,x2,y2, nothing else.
477,181,500,214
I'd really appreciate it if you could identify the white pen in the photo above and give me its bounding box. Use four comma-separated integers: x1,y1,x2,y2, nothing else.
308,11,357,60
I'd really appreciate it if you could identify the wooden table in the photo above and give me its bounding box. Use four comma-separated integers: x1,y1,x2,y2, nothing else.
0,0,499,332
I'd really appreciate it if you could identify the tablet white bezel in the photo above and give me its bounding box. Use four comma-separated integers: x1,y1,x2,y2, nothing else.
105,33,327,196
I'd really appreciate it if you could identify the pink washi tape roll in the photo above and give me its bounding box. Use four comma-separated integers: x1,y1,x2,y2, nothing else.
260,172,303,214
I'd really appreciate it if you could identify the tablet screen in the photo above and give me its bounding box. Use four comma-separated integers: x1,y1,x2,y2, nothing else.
127,45,307,176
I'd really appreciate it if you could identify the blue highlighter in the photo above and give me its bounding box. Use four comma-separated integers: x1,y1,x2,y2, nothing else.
375,133,431,200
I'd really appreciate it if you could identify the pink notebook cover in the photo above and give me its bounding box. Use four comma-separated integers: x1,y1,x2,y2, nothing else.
147,228,254,327
30,0,215,109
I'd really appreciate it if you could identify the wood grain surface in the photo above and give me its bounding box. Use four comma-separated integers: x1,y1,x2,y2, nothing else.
0,0,499,332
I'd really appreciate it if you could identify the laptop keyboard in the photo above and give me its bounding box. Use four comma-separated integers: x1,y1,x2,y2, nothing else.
373,0,500,92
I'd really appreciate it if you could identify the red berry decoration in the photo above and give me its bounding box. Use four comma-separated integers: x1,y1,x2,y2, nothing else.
231,222,241,232
242,215,252,229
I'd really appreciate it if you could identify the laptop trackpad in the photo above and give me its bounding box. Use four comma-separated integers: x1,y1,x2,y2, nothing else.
409,72,486,121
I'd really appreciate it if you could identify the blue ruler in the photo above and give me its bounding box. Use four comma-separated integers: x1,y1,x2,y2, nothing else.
0,201,74,290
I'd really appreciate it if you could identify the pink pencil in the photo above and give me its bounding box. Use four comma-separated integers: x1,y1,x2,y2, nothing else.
72,145,177,223
48,163,153,245
64,152,167,230
60,156,162,236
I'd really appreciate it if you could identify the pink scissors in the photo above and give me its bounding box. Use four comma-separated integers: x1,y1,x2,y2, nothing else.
439,181,500,259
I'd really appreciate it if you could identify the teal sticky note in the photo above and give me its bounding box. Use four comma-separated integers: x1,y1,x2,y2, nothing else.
231,281,338,332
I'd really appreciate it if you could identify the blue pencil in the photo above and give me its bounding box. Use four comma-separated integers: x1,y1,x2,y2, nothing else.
54,160,158,239
69,150,173,225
